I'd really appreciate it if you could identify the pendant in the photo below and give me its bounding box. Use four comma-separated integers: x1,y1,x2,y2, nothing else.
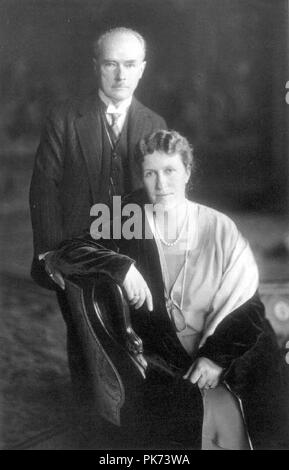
166,300,186,332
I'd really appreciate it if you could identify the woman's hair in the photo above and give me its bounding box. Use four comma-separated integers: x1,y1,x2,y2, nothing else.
135,129,194,173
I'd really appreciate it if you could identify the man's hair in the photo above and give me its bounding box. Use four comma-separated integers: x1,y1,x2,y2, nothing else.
135,130,194,172
93,27,146,60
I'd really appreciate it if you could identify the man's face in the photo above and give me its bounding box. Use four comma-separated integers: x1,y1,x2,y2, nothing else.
94,32,146,105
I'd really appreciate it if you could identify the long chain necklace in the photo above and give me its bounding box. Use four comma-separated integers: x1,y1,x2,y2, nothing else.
155,207,190,332
154,202,189,247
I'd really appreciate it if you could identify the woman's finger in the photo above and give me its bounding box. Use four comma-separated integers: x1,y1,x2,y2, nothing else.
183,360,197,380
197,373,208,389
210,381,218,389
188,367,202,384
127,291,138,303
144,286,153,312
134,289,146,309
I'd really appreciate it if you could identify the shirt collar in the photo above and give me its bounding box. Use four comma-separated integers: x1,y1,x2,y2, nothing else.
98,89,132,115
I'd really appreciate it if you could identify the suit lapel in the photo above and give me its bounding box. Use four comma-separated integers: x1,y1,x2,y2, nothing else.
127,98,148,190
75,95,151,199
75,95,103,202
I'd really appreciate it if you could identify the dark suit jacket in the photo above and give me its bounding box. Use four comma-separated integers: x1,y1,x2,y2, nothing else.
29,92,166,287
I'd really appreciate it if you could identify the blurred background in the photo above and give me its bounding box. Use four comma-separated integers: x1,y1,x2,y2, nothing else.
0,0,288,449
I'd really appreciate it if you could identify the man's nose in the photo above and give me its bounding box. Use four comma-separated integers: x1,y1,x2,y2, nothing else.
115,64,126,81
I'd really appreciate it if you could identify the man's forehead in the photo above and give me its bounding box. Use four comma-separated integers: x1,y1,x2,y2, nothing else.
100,32,144,57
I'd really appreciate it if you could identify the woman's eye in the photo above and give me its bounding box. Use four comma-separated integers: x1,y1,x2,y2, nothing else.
144,171,153,178
165,168,174,174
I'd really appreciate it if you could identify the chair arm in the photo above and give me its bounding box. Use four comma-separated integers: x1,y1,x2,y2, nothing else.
95,277,144,357
64,275,147,425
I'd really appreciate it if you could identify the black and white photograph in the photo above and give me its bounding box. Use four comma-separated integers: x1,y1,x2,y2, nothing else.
1,0,289,451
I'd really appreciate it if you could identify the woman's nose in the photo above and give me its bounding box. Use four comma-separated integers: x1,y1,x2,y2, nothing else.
156,173,166,190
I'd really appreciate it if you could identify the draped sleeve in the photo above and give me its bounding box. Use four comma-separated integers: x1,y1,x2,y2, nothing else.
199,214,259,346
48,232,135,286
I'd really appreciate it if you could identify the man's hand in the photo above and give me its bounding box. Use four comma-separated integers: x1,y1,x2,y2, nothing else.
43,252,65,290
122,264,153,312
183,357,224,390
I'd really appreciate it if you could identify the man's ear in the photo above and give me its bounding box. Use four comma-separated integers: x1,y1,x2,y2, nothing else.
139,61,147,78
93,57,99,76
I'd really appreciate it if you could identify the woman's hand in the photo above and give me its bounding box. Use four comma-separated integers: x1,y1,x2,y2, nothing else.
184,357,224,390
122,264,153,312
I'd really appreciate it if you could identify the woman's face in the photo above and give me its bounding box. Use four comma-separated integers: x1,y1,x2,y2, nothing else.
142,151,191,209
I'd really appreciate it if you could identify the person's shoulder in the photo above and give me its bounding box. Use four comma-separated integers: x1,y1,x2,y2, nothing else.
190,202,245,257
133,98,166,124
46,91,97,123
191,201,234,223
190,201,239,237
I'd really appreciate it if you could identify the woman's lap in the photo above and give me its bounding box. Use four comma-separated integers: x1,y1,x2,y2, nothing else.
202,384,250,450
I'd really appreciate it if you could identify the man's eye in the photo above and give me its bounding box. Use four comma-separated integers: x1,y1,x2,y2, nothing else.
165,168,174,174
144,171,153,178
104,62,116,68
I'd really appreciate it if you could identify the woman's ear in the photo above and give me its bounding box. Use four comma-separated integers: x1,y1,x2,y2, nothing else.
186,165,192,183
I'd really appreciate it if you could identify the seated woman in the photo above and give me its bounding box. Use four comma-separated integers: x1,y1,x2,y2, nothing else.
47,130,289,450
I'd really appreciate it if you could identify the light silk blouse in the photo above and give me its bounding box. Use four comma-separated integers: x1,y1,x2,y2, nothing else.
145,201,259,355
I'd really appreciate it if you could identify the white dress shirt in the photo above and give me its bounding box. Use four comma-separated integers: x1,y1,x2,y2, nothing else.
98,89,132,133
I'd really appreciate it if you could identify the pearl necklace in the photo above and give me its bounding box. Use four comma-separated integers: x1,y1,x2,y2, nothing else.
154,202,189,247
154,206,191,332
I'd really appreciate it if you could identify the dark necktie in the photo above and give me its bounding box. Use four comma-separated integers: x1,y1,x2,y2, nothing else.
109,112,121,142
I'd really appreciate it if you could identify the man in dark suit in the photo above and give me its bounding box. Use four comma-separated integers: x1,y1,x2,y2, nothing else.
29,27,166,399
30,27,166,285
